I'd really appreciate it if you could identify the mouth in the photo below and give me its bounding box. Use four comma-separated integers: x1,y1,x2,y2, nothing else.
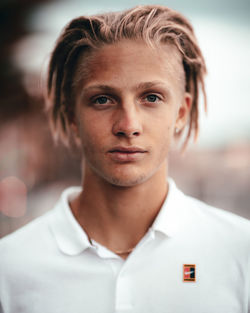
108,146,147,162
109,146,147,153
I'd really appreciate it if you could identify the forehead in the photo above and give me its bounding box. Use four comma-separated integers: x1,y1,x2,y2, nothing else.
74,40,184,92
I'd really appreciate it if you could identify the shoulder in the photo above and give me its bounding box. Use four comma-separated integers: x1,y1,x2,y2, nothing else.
181,192,250,253
0,209,54,261
0,186,81,272
186,193,250,232
168,178,250,254
0,210,56,294
0,186,80,253
169,179,250,238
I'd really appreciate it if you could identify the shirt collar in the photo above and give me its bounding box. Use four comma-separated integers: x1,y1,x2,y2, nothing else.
49,178,192,256
151,178,192,237
49,186,91,256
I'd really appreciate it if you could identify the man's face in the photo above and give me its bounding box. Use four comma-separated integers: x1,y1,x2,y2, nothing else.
73,40,190,187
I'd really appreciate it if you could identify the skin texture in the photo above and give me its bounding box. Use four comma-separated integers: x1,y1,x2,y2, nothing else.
70,40,191,258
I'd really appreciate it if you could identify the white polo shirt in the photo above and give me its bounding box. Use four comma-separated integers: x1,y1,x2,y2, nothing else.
0,179,249,313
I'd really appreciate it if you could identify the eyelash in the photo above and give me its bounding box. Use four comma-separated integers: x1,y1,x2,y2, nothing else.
91,95,113,109
144,94,161,103
93,96,110,105
90,93,163,109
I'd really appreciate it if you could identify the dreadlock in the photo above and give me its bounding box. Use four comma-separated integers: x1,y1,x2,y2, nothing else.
46,5,207,149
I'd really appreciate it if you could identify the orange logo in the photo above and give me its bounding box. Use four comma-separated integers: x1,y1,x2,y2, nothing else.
183,264,196,282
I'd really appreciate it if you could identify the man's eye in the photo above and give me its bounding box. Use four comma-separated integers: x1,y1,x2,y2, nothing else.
94,96,109,104
146,94,160,102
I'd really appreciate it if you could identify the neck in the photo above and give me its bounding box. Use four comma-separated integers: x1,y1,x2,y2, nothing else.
70,163,168,258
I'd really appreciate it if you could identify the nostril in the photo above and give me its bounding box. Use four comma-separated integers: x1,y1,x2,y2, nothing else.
115,131,140,137
133,131,140,136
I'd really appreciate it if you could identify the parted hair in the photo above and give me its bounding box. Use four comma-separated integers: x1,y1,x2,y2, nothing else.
46,5,207,148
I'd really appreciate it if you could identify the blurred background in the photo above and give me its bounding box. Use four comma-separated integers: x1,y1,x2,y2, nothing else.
0,0,249,238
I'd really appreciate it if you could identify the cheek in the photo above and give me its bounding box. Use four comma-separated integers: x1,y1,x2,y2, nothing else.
149,113,176,155
150,110,176,137
158,127,172,149
78,116,107,153
77,112,97,138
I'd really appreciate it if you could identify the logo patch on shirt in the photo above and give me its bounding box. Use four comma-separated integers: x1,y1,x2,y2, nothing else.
183,264,196,282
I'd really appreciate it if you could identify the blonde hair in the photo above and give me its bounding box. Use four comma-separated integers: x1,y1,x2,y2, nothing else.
47,5,207,148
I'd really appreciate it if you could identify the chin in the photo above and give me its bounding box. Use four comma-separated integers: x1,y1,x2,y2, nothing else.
103,172,150,188
88,161,157,188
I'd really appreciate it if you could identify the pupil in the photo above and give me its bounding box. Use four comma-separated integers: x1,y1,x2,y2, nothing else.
147,95,157,102
97,97,107,104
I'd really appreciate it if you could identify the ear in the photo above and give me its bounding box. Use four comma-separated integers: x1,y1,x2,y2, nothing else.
70,121,79,136
69,111,80,135
175,92,192,132
69,121,82,148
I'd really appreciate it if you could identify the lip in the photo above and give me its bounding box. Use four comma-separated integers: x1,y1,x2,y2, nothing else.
109,146,147,153
108,146,147,162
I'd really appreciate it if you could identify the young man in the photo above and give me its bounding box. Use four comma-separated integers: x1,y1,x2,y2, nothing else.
0,5,249,313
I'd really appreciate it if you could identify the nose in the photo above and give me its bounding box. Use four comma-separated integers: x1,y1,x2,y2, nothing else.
112,104,143,138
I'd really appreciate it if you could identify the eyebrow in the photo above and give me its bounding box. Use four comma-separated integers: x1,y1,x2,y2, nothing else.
82,85,117,94
82,80,168,93
134,81,168,91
